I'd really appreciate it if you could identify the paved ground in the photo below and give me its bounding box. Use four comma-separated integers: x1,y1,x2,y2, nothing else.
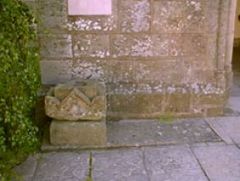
15,115,240,181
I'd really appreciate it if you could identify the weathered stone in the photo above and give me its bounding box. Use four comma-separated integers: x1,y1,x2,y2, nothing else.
38,16,68,34
144,145,208,181
196,94,227,106
206,0,220,33
50,120,107,146
38,0,67,17
92,149,148,181
40,60,72,85
73,34,110,58
33,152,89,181
192,144,240,181
39,34,73,59
207,117,240,144
206,34,218,62
112,34,153,57
190,92,227,116
153,0,206,33
106,81,229,119
45,80,106,121
67,15,117,32
14,156,38,181
107,93,164,118
228,97,240,113
107,61,135,83
119,0,150,32
66,0,118,32
205,107,224,116
152,34,183,56
37,0,68,33
181,34,207,56
107,119,221,146
134,60,183,84
72,59,107,81
164,93,191,113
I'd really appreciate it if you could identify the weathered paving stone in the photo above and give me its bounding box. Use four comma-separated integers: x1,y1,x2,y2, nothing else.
119,0,150,32
33,152,89,181
206,117,240,144
144,145,208,181
107,119,221,146
227,97,240,113
192,144,240,181
14,156,38,181
231,82,240,97
92,149,148,181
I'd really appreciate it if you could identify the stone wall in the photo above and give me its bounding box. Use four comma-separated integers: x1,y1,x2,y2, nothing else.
235,0,240,38
37,0,236,119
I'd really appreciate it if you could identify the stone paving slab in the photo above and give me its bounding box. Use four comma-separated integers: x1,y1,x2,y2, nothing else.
14,155,38,181
143,145,208,181
33,152,89,181
231,74,240,97
227,97,240,114
206,117,240,144
92,149,148,181
192,143,240,181
107,119,221,146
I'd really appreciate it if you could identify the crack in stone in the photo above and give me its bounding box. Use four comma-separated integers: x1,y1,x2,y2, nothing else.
85,152,93,181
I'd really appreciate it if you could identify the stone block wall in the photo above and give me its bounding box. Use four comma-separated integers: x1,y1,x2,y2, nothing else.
235,0,240,38
37,0,236,119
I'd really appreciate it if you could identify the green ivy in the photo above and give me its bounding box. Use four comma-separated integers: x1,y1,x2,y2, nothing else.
0,0,40,180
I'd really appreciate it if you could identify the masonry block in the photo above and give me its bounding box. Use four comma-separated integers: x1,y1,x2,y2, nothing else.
119,0,150,32
73,34,110,58
50,120,107,146
40,60,72,84
72,59,107,81
66,0,118,32
112,35,153,57
153,0,206,33
40,34,73,59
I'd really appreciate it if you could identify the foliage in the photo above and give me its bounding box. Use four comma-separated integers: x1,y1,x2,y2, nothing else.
0,0,40,179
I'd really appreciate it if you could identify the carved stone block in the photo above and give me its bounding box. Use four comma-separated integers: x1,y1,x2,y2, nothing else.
45,80,106,121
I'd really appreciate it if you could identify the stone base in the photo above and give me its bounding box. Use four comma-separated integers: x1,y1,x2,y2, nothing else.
50,120,107,146
107,92,227,120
